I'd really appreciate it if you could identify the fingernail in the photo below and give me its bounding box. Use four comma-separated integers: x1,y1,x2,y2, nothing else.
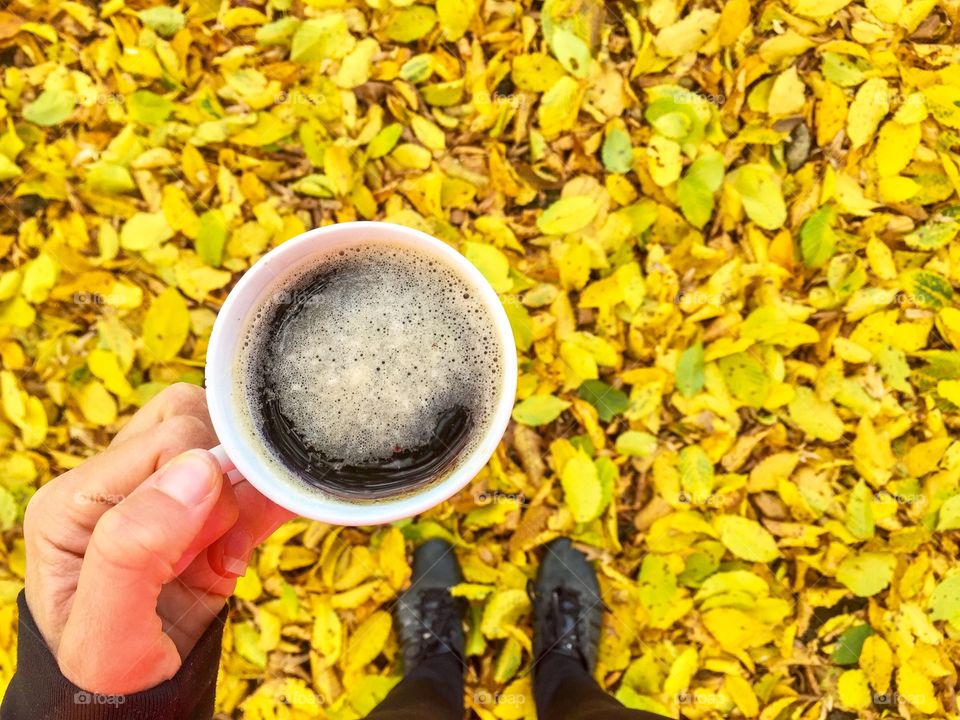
154,450,217,506
221,529,253,577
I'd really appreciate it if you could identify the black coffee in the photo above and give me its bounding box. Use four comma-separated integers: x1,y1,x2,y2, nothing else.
238,242,503,500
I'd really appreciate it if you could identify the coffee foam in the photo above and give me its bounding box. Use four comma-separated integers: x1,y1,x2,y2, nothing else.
237,242,503,495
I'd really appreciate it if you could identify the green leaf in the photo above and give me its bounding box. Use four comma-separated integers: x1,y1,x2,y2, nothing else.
127,91,176,125
548,26,591,78
718,352,770,408
821,52,868,87
905,215,960,250
677,152,724,228
577,379,628,421
833,624,875,665
835,552,896,597
638,555,680,626
23,90,76,127
937,494,960,531
929,573,960,627
675,342,705,397
291,16,356,62
845,480,875,540
255,17,301,45
196,210,228,267
901,269,953,309
463,242,512,292
85,163,135,194
715,515,780,562
138,6,185,36
537,196,598,235
512,394,570,426
601,128,633,174
800,205,837,268
367,123,404,158
730,163,786,230
384,6,438,43
503,299,532,352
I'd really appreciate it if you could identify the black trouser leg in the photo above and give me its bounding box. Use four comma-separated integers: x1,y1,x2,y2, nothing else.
534,653,670,720
365,653,464,720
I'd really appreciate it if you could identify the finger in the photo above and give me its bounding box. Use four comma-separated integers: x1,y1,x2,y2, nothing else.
201,478,295,581
59,449,223,695
38,414,218,538
111,382,212,446
171,478,239,577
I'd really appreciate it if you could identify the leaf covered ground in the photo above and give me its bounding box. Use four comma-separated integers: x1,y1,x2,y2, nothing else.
1,0,960,718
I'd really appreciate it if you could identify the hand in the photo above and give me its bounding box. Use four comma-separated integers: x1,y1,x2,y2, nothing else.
23,383,294,695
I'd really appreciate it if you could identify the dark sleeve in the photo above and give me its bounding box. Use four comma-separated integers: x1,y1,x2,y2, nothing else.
1,591,226,720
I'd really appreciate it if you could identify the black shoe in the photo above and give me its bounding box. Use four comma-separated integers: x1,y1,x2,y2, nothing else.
394,539,466,670
531,538,603,671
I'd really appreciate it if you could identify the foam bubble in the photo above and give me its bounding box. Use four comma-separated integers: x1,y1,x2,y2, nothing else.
237,242,504,495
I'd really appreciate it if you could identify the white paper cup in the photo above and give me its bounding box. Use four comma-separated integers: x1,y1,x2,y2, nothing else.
205,221,518,525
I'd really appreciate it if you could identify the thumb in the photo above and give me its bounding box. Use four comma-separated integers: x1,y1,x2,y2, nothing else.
59,449,223,694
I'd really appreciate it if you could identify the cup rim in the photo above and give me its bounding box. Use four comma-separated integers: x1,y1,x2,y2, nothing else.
205,221,518,525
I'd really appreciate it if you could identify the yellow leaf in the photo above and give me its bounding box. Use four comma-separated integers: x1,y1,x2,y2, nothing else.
851,416,894,486
343,611,391,673
859,634,892,693
847,78,889,149
654,10,719,57
560,451,603,522
161,185,199,239
875,121,920,176
663,646,698,697
411,116,445,151
896,665,938,714
142,287,190,363
723,675,759,717
768,66,806,116
538,76,583,139
20,252,58,304
481,589,530,639
76,380,118,426
120,211,174,251
938,379,960,406
714,515,780,562
788,386,844,441
701,608,773,652
717,0,750,46
87,348,133,398
837,669,872,710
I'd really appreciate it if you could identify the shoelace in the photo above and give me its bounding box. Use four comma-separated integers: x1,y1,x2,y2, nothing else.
548,587,583,656
417,588,461,657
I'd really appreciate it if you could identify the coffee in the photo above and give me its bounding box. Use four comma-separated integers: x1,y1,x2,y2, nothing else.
236,242,505,501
